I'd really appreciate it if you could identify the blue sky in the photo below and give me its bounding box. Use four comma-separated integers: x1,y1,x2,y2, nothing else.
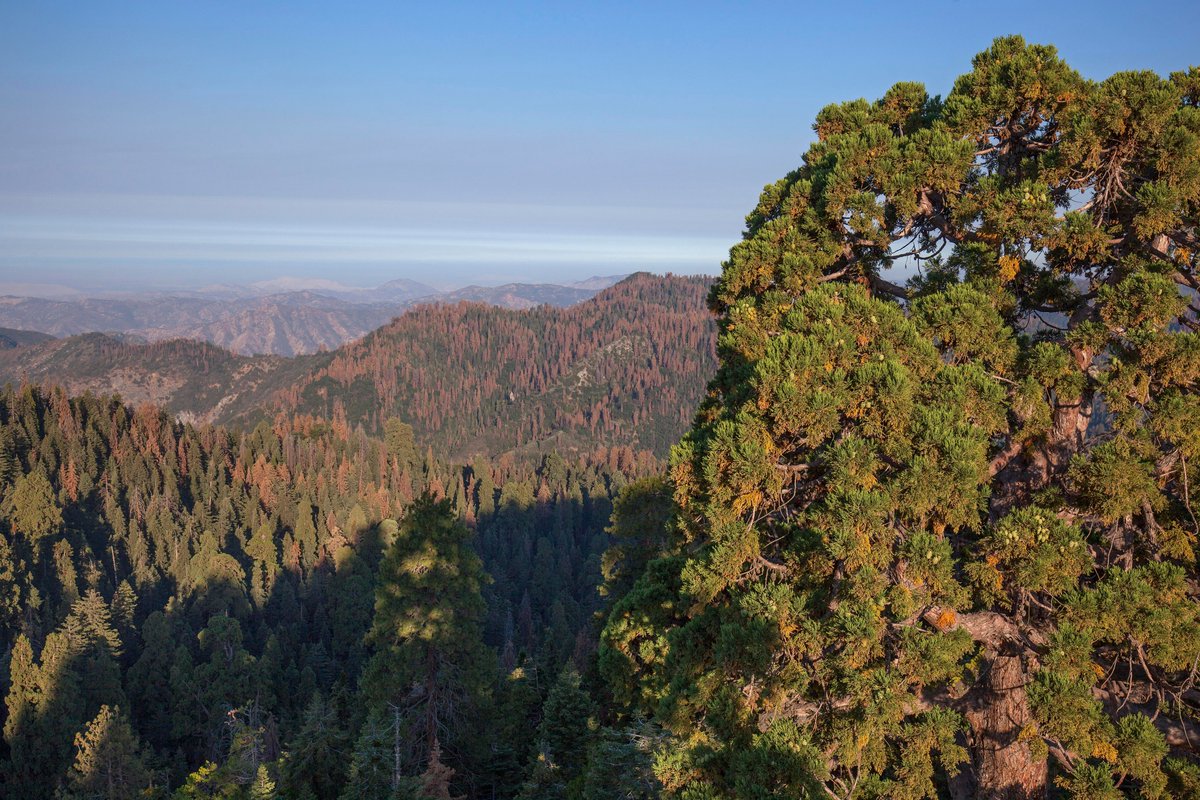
1,1,1197,292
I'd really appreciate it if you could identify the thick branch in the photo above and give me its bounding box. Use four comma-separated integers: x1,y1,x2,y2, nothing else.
923,605,1022,651
868,273,910,300
1094,688,1200,752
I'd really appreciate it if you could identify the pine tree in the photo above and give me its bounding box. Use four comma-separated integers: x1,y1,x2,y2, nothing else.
110,580,138,636
190,614,255,758
479,666,541,799
280,693,349,800
61,705,155,800
2,633,38,756
360,493,492,787
598,476,675,609
294,498,319,572
473,457,496,519
516,668,593,800
3,469,62,545
250,764,277,800
607,37,1200,799
0,530,24,634
342,711,396,800
578,724,662,800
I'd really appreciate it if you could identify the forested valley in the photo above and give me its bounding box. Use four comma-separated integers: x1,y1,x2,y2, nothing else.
0,384,666,798
3,35,1200,800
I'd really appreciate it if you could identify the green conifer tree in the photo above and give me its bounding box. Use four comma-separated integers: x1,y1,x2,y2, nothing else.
360,493,492,788
280,693,349,800
341,710,397,800
606,37,1200,799
250,764,277,800
61,705,155,800
516,668,593,800
3,469,62,545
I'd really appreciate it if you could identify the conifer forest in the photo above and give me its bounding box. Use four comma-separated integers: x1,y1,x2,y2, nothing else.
3,35,1200,800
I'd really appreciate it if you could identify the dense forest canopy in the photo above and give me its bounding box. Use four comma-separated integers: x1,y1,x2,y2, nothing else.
599,36,1200,799
0,385,660,798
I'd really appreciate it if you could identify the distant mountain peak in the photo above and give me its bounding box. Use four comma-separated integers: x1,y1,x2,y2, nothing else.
249,277,365,293
568,274,629,291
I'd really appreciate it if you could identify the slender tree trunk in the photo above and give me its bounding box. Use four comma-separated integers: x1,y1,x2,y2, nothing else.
392,704,402,791
966,645,1046,799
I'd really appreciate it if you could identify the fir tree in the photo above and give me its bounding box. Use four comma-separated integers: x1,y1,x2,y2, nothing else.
516,668,593,800
61,705,156,800
280,693,349,800
3,469,62,545
341,710,397,800
360,493,492,789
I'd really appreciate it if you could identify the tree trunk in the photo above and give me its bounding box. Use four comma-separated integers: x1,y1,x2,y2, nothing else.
966,645,1046,800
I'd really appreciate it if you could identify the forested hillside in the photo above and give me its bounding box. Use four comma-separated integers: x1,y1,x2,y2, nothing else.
263,273,717,459
0,335,306,425
0,274,717,461
0,384,658,797
0,278,622,356
5,28,1197,800
0,329,54,350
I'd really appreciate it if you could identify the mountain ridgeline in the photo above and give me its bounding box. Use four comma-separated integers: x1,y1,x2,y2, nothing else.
0,276,624,356
269,273,717,459
0,273,717,461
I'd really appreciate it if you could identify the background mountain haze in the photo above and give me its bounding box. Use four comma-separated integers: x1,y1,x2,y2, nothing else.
3,1,1197,291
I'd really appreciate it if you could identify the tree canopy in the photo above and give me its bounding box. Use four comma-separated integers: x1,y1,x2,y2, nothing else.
602,36,1200,799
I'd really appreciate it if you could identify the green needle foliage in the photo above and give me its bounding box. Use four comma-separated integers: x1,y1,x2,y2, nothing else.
62,705,156,800
360,493,494,794
601,36,1200,799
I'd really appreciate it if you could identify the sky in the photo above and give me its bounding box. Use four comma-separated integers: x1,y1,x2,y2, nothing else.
1,1,1198,293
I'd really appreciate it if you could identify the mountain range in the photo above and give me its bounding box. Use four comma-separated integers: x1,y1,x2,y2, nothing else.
0,273,716,460
0,274,627,356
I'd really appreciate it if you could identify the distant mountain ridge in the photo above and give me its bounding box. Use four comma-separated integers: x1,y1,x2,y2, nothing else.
263,273,716,458
0,274,631,356
0,326,55,349
0,273,716,459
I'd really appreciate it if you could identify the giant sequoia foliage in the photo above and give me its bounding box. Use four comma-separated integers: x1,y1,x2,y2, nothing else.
602,38,1200,798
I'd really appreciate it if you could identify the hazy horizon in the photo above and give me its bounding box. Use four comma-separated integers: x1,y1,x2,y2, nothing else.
0,268,642,299
3,1,1198,290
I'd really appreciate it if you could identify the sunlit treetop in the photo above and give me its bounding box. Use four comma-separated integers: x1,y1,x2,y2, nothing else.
602,36,1200,800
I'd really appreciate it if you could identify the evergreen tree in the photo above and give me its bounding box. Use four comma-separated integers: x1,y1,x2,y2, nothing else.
61,704,156,800
127,611,177,750
294,498,319,572
599,476,675,610
360,493,492,788
250,764,277,800
2,633,39,785
280,693,349,800
0,531,24,636
516,668,593,800
606,37,1200,799
3,469,62,545
578,724,662,800
190,615,255,759
341,710,397,800
479,666,541,799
